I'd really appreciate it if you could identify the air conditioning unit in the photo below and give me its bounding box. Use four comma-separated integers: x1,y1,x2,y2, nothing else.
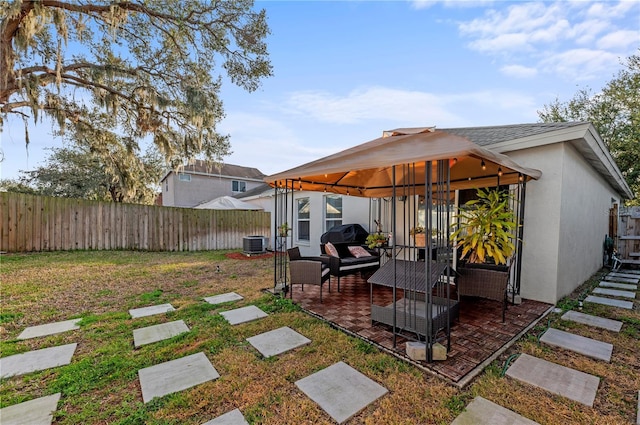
243,236,267,255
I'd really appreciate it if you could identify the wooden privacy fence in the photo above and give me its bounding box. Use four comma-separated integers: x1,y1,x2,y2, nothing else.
619,206,640,266
0,192,271,252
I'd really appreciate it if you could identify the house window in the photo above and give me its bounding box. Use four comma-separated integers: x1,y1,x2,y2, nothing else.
165,180,168,191
297,198,310,241
178,173,191,182
232,180,246,193
324,195,342,231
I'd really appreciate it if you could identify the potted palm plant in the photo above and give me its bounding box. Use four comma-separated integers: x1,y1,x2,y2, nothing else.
450,188,517,321
451,188,517,268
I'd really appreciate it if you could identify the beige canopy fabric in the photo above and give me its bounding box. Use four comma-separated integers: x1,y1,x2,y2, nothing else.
265,129,541,197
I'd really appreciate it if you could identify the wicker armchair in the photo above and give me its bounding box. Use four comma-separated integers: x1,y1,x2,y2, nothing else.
289,260,331,302
456,265,510,322
287,247,331,303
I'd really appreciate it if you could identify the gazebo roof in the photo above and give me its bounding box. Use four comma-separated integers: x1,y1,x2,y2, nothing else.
265,128,541,197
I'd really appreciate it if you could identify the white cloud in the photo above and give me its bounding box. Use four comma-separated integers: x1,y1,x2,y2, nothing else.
539,48,621,81
456,1,639,81
597,30,640,50
220,85,540,174
500,64,538,78
585,1,638,20
468,33,533,53
284,87,461,125
411,0,494,10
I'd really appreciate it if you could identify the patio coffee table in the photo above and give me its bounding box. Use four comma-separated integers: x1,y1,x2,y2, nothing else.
367,259,458,339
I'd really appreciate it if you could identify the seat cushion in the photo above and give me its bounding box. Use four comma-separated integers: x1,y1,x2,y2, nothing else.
339,256,379,271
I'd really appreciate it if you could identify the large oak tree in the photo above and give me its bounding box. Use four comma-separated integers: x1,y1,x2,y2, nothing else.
1,0,272,198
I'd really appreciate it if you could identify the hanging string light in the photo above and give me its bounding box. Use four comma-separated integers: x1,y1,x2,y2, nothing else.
481,160,486,171
498,167,503,177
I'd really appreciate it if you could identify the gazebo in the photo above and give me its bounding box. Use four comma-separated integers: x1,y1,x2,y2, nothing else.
265,127,541,362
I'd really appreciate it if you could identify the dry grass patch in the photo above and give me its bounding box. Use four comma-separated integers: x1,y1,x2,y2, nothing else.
1,251,638,424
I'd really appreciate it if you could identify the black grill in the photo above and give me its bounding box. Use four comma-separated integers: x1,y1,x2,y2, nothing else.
320,224,369,245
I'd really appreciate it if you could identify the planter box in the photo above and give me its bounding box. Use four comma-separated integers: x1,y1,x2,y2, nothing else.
413,233,426,246
457,263,510,322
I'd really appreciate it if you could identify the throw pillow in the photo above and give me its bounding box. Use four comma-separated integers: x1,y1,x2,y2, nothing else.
325,242,340,257
348,245,372,258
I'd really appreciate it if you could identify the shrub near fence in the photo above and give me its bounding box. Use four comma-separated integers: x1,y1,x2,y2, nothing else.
0,192,271,252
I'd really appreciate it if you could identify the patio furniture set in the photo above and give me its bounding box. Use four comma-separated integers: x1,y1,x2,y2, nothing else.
287,224,510,347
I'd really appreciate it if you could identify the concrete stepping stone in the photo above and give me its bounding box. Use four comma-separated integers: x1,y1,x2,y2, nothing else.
138,352,219,403
539,328,613,362
220,305,267,325
585,295,634,309
505,353,599,406
592,287,636,299
607,272,640,280
133,320,190,348
295,361,388,424
604,275,639,284
17,319,82,340
204,292,243,305
451,396,539,425
202,409,249,425
129,303,175,318
0,343,77,379
246,326,311,358
560,310,623,332
599,281,638,291
0,393,61,425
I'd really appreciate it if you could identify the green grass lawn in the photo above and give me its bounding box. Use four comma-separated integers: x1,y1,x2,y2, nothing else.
1,251,638,424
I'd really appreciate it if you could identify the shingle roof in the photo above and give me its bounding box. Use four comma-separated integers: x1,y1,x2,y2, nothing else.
162,160,265,182
234,183,271,199
184,160,265,179
439,122,586,147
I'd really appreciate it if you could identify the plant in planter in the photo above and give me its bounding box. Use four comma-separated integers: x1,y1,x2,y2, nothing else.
450,188,517,265
277,222,291,237
366,232,388,249
410,226,426,246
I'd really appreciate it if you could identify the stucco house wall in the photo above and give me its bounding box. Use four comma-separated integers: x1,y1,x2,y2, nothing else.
503,144,564,304
239,189,372,255
492,126,627,304
555,143,620,301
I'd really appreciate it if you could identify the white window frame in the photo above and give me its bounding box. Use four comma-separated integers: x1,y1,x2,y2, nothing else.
178,173,191,182
297,197,310,242
324,194,343,231
232,180,247,193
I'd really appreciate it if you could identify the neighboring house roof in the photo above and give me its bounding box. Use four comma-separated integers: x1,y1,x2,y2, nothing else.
160,160,265,183
234,183,272,199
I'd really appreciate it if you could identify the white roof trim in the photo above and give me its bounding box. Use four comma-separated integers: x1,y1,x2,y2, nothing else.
486,122,633,199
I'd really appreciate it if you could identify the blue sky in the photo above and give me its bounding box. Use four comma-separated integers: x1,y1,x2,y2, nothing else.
1,0,639,180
